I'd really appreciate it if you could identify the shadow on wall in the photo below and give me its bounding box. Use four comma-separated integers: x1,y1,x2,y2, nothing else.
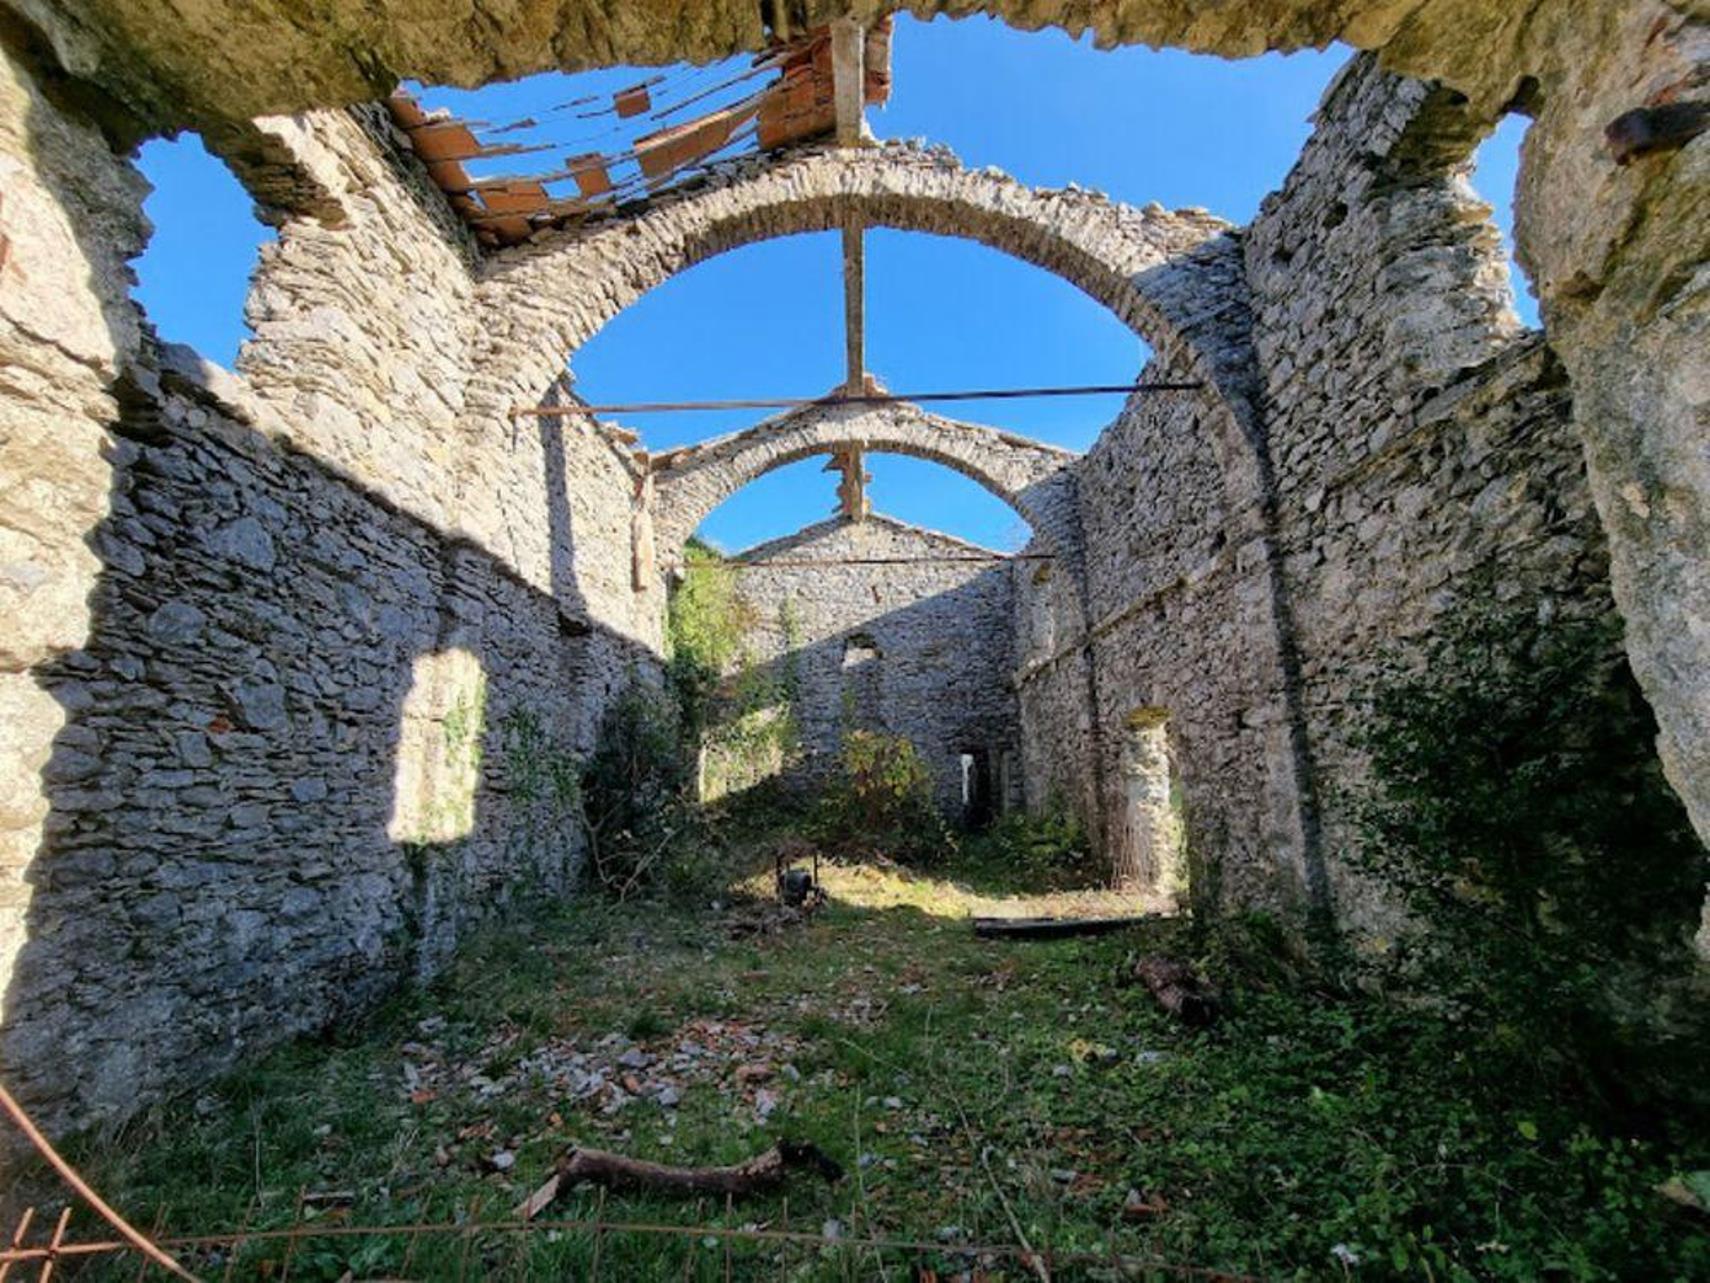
0,355,653,1141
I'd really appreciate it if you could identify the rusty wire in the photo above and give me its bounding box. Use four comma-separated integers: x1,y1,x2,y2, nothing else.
513,380,1206,418
1,1209,1264,1280
3,1077,1259,1280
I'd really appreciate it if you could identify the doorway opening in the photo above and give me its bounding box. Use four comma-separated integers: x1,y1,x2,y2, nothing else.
959,748,997,830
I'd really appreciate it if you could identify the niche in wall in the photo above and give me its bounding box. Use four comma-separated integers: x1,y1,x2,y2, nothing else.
390,648,488,845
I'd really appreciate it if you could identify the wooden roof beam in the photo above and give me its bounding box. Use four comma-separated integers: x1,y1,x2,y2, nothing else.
830,20,870,393
841,217,865,394
831,18,866,148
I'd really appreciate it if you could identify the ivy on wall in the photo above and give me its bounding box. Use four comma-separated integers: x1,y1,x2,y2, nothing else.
1350,590,1708,1110
667,539,801,803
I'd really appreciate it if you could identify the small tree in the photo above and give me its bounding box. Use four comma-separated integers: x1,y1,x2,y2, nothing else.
579,682,697,898
666,539,748,750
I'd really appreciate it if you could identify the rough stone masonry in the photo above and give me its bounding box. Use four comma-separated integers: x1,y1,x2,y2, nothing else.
0,0,1703,1140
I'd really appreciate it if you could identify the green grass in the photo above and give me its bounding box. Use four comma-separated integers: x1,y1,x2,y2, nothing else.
12,839,1708,1281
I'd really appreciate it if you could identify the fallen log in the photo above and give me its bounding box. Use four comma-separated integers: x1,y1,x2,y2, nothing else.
971,914,1153,940
513,1140,843,1219
1131,955,1220,1027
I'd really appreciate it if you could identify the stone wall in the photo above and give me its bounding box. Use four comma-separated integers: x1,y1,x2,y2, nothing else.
1079,360,1307,910
708,516,1019,818
1275,337,1607,922
1243,56,1611,925
18,0,1683,149
0,344,652,1137
234,107,479,534
0,33,150,1078
1244,57,1524,503
5,0,1706,911
0,22,1686,1142
1009,536,1092,822
235,105,659,649
1005,57,1614,918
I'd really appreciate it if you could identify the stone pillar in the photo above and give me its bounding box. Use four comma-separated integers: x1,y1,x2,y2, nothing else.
1113,707,1186,898
0,37,147,1026
632,469,656,591
1514,6,1710,860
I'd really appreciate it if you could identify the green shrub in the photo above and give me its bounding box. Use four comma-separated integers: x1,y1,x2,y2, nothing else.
816,729,956,865
579,681,698,899
961,806,1098,891
1351,594,1708,1110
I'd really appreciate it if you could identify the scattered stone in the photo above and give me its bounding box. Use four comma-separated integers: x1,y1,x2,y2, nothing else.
1123,1188,1168,1220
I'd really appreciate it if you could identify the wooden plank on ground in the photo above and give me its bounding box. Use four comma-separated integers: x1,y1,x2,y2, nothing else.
971,915,1155,940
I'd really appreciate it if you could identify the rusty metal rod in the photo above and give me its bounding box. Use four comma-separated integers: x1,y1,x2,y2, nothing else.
512,381,1204,417
0,1082,200,1281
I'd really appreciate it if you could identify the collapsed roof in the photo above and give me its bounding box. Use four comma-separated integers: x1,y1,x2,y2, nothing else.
388,19,894,247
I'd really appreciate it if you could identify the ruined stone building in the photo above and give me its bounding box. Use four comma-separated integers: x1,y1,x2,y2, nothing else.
0,0,1704,1141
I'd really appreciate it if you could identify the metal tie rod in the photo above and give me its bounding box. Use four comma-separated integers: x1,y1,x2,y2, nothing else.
511,381,1204,417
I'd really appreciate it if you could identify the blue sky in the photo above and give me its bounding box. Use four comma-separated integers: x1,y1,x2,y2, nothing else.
133,15,1534,553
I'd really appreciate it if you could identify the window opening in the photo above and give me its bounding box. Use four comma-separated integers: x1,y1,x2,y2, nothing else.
132,134,275,367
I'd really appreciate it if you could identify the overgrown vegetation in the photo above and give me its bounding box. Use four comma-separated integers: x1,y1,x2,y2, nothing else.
20,589,1709,1280
955,805,1100,893
1349,594,1709,1116
500,707,582,825
665,539,748,747
29,840,1708,1281
666,539,802,803
813,728,957,866
577,681,704,899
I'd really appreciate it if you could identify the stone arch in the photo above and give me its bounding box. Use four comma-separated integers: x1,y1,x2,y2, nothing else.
464,144,1261,471
461,141,1306,900
649,398,1081,567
